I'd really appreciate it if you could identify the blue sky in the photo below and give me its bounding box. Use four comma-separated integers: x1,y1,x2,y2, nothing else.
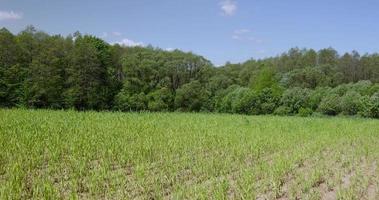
1,0,379,65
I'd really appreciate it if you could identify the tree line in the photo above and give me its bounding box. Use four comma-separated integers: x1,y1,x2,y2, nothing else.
1,26,379,118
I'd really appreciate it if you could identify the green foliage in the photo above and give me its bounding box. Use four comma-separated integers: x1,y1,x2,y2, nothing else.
297,107,313,117
0,28,25,107
257,88,281,114
26,36,67,108
282,67,326,89
214,85,240,113
308,87,331,110
280,87,311,114
234,89,260,114
252,67,281,92
217,86,280,115
65,36,108,110
114,90,147,111
318,48,339,66
147,87,173,111
361,92,379,118
227,87,250,113
339,91,363,115
174,80,208,112
318,93,341,115
1,26,379,119
274,106,291,116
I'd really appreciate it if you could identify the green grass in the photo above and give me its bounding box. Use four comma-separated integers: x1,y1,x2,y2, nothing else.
0,109,378,199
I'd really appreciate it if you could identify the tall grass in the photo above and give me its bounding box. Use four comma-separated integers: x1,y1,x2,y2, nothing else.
0,109,378,199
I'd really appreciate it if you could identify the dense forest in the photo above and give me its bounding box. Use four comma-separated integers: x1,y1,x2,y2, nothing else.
1,26,379,118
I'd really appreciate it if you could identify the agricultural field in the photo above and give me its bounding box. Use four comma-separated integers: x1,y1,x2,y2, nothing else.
0,109,378,199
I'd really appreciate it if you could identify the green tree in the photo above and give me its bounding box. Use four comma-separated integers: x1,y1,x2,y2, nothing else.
174,80,208,112
65,35,109,110
340,91,362,115
0,28,26,107
147,87,173,111
26,35,67,108
280,87,311,114
318,48,338,66
251,67,281,92
318,93,341,115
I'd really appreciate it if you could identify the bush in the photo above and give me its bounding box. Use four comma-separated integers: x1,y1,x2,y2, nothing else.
318,93,341,115
147,87,173,111
368,84,379,96
280,87,311,114
230,87,251,113
351,80,372,95
244,91,261,115
298,107,313,117
216,86,245,113
214,85,240,113
331,84,349,96
174,81,209,112
309,87,331,110
257,88,281,114
369,93,379,118
274,106,291,116
114,91,147,111
339,91,362,115
233,89,260,115
361,92,379,118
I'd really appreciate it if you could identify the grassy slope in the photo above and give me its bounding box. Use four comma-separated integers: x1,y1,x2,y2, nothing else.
0,109,378,199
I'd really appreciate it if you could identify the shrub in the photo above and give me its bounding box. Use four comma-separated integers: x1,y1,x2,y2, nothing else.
351,80,372,95
298,107,313,117
331,84,349,96
114,91,147,111
309,87,331,110
214,85,240,113
370,93,379,118
174,80,209,112
230,87,251,113
339,91,362,115
274,106,291,116
280,87,311,114
359,95,372,118
318,93,341,115
361,92,379,118
368,84,379,96
147,87,173,111
233,89,260,115
216,86,245,113
257,88,281,114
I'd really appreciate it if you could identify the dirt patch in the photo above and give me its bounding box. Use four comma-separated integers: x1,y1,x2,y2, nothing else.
366,161,377,200
367,184,376,200
341,171,354,189
320,183,336,200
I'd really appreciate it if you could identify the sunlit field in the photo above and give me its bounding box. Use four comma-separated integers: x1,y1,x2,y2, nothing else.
0,109,378,199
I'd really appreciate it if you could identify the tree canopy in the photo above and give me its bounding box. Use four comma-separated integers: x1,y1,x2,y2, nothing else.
1,26,379,118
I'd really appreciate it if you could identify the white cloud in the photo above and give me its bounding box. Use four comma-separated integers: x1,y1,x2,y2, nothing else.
234,29,250,34
232,35,240,40
220,0,237,16
165,48,175,51
114,38,144,47
232,29,263,44
101,31,122,38
0,11,23,20
232,29,250,40
101,32,108,38
257,50,266,54
112,32,122,36
247,37,263,44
